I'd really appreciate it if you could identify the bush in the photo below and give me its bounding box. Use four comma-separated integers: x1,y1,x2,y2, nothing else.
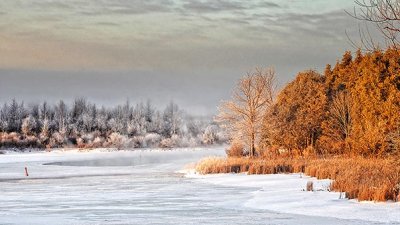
0,132,43,149
132,136,145,148
226,141,245,157
51,132,66,147
106,132,128,149
159,135,185,148
92,137,105,148
144,133,162,148
160,137,176,148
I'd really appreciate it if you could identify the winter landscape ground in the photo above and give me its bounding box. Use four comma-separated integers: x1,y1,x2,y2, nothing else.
0,148,399,225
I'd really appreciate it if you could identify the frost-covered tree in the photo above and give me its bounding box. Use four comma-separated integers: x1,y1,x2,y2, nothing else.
39,101,50,122
82,112,94,133
130,103,146,136
144,100,155,132
29,103,41,134
95,107,109,134
186,116,202,138
40,118,50,144
80,104,97,133
107,118,123,134
152,111,163,134
4,99,26,132
70,98,88,133
162,101,182,138
54,100,68,134
0,98,223,149
203,125,219,145
21,115,37,136
0,103,9,132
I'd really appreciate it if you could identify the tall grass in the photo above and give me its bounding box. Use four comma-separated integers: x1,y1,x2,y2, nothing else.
195,156,400,202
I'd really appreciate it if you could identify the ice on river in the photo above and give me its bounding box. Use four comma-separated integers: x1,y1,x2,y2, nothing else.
0,148,398,225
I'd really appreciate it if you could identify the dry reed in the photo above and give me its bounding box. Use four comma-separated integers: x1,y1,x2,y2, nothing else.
195,156,400,202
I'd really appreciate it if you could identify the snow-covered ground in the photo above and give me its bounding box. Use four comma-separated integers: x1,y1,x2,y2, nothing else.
0,148,399,225
187,172,400,224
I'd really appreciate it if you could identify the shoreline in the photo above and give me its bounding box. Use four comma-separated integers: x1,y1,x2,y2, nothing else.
0,145,227,155
194,156,400,202
185,171,400,223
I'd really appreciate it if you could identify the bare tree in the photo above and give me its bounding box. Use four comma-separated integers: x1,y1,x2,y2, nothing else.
217,68,275,157
350,0,400,49
329,91,353,141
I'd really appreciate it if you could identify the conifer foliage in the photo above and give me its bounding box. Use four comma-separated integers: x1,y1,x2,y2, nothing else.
259,48,400,157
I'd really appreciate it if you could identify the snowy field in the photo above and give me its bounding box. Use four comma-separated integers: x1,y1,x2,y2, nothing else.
0,148,399,225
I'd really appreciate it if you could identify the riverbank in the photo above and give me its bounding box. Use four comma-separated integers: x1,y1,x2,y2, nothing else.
186,171,400,223
194,156,400,202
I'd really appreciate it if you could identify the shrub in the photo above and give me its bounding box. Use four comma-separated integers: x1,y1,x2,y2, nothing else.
51,132,66,146
132,136,145,148
106,132,128,149
92,137,105,148
0,132,43,149
160,137,175,148
226,141,245,157
144,133,162,148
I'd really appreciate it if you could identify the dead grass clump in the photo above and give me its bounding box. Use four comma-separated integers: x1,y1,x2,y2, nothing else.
196,157,307,175
306,181,314,191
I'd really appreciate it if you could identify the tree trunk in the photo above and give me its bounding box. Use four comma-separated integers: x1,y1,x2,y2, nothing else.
250,132,255,157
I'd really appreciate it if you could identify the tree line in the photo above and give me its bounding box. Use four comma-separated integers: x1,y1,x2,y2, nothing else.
220,48,400,158
0,99,226,149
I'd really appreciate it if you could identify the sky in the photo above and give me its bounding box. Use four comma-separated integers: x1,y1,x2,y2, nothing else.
0,0,376,115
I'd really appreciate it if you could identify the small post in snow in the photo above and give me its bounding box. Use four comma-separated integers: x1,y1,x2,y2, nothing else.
24,167,29,177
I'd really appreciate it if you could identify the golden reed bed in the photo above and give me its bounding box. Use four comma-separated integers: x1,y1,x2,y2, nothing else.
196,156,400,202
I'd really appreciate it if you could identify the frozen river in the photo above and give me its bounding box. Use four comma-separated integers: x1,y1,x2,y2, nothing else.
0,148,397,225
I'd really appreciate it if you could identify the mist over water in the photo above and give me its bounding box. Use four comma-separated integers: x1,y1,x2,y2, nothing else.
44,149,214,167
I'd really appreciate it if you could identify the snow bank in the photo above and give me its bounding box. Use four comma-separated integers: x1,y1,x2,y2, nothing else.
186,172,400,223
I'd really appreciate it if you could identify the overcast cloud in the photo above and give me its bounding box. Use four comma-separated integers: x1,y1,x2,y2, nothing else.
0,0,379,114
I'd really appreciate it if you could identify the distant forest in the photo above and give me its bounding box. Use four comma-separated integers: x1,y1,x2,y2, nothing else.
0,99,226,149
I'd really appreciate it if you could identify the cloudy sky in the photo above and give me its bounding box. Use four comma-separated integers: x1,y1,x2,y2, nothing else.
0,0,374,114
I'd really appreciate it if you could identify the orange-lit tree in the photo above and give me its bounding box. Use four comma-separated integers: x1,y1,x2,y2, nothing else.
217,68,275,157
266,71,327,156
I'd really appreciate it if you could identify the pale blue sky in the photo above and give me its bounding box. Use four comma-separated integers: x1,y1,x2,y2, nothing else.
0,0,374,114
